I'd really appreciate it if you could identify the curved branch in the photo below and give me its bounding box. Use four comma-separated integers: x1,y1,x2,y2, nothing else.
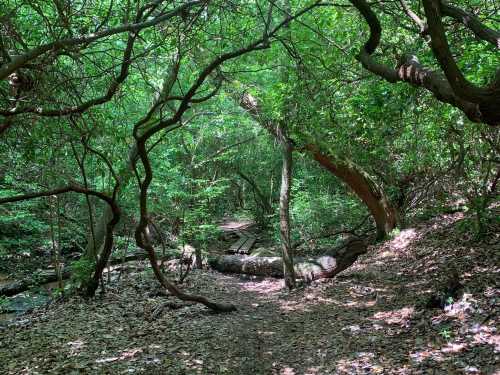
0,1,202,80
398,0,427,34
422,0,488,101
441,2,500,48
349,0,500,125
138,1,324,141
1,31,137,118
0,184,113,206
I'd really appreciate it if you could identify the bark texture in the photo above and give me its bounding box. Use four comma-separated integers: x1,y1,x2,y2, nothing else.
277,122,296,289
349,0,500,126
236,90,399,239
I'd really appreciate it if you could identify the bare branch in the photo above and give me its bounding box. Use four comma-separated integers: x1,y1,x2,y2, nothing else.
0,1,203,80
441,2,500,48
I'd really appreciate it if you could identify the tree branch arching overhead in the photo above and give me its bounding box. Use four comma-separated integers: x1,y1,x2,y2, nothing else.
348,0,500,126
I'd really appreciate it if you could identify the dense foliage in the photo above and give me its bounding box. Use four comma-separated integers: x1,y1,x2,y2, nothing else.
0,0,498,296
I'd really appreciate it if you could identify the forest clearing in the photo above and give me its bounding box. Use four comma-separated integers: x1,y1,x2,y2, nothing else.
0,0,499,374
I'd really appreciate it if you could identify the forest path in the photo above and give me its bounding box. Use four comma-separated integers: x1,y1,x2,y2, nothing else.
219,217,258,255
1,212,498,374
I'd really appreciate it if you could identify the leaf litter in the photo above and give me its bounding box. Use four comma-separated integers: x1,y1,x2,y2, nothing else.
0,211,498,374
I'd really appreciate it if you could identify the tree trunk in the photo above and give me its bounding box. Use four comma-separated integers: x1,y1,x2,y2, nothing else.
82,145,138,295
277,0,296,289
84,144,137,258
277,124,296,289
304,144,398,239
234,90,398,240
84,201,121,297
210,237,367,281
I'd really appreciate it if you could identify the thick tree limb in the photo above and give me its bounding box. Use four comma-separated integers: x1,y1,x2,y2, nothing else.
130,1,326,312
441,3,500,48
304,144,398,239
349,0,500,126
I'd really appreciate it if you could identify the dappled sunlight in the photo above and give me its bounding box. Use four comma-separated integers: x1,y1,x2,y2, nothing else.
95,348,143,364
273,363,324,374
276,281,389,312
443,293,476,318
371,307,415,326
410,345,445,364
279,366,296,375
303,366,322,375
2,210,497,374
219,219,254,232
335,352,386,374
441,341,467,353
278,295,340,312
430,212,465,230
343,299,377,309
469,324,500,351
379,228,420,259
238,278,283,295
409,320,499,370
66,340,86,356
279,300,312,312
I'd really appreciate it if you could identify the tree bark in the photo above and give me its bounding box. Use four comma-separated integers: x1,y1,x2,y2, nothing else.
84,200,121,297
304,144,398,239
276,0,296,290
84,144,137,258
236,89,398,239
349,0,500,126
210,237,367,281
277,124,296,289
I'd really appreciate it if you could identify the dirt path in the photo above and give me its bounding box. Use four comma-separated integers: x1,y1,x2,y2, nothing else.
1,213,498,374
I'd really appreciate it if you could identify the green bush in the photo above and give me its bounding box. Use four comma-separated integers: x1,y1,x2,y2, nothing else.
69,258,95,289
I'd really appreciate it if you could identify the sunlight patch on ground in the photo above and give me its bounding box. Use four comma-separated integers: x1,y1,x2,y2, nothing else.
470,325,500,351
279,292,340,312
410,345,445,364
239,278,283,295
219,219,254,232
335,352,386,374
343,299,377,309
279,300,313,312
67,340,85,355
378,228,420,258
371,306,415,326
96,348,143,364
441,341,467,353
303,367,321,375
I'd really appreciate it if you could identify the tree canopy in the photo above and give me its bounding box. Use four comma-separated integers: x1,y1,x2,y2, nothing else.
0,1,498,371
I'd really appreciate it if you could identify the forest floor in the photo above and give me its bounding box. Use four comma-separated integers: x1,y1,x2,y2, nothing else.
0,211,498,374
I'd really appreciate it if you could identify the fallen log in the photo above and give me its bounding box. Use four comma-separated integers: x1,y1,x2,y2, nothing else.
209,237,368,282
0,251,159,297
0,270,71,297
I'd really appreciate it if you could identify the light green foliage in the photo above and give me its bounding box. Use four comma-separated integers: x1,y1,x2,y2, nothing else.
69,259,95,289
0,0,497,291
